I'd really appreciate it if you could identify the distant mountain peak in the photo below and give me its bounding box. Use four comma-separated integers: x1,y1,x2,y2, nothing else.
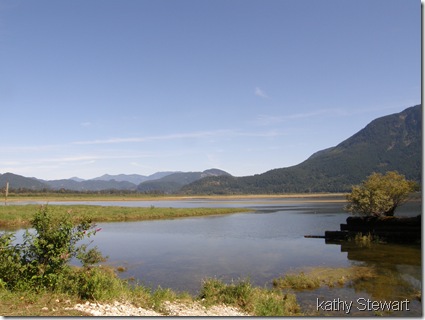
69,177,85,182
137,168,232,193
203,168,232,176
91,172,177,185
91,173,148,185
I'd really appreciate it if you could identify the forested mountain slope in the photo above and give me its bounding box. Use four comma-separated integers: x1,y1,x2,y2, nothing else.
0,173,49,191
181,105,422,194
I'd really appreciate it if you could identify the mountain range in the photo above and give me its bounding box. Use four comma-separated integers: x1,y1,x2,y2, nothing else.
91,172,175,185
0,104,421,194
137,169,231,193
181,104,422,194
0,169,231,193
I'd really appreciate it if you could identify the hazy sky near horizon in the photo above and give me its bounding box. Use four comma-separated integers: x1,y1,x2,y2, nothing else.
0,0,421,180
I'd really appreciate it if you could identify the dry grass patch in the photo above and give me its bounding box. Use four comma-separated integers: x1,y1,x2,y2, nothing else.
273,266,377,290
0,290,87,316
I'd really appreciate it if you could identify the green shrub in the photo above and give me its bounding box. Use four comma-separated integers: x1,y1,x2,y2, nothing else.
73,266,124,300
0,205,105,292
0,232,24,289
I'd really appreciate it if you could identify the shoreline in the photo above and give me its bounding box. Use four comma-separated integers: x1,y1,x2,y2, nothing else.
0,205,252,229
1,264,420,316
5,193,348,203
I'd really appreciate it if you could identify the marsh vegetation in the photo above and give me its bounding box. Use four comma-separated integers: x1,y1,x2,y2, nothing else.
0,204,250,229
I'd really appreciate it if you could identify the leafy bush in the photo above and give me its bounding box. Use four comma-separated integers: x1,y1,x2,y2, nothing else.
0,232,23,289
70,266,124,300
0,205,105,292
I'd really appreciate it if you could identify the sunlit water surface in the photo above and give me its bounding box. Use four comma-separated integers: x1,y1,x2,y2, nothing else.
6,198,422,316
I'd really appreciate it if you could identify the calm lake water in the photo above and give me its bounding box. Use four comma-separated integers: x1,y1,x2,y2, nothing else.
5,198,422,316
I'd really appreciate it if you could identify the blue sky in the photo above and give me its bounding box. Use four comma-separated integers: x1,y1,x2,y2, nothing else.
0,0,421,180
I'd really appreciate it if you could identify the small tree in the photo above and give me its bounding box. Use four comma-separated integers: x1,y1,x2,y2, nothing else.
0,205,105,290
345,171,418,217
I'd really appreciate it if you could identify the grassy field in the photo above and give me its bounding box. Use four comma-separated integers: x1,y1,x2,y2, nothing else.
4,192,347,202
0,204,251,229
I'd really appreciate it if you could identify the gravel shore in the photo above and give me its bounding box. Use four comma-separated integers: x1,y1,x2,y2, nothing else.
67,300,250,316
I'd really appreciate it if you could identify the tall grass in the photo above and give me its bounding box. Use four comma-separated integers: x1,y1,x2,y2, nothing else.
199,278,301,316
351,232,380,246
273,272,321,290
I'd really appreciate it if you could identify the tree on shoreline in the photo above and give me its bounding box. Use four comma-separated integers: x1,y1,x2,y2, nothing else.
345,171,418,217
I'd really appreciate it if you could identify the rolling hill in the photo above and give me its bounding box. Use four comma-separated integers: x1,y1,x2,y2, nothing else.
43,179,137,192
41,172,177,191
137,169,231,193
0,169,231,193
181,104,422,194
0,173,49,191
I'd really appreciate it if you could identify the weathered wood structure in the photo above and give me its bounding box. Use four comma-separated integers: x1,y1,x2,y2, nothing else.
323,215,421,243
